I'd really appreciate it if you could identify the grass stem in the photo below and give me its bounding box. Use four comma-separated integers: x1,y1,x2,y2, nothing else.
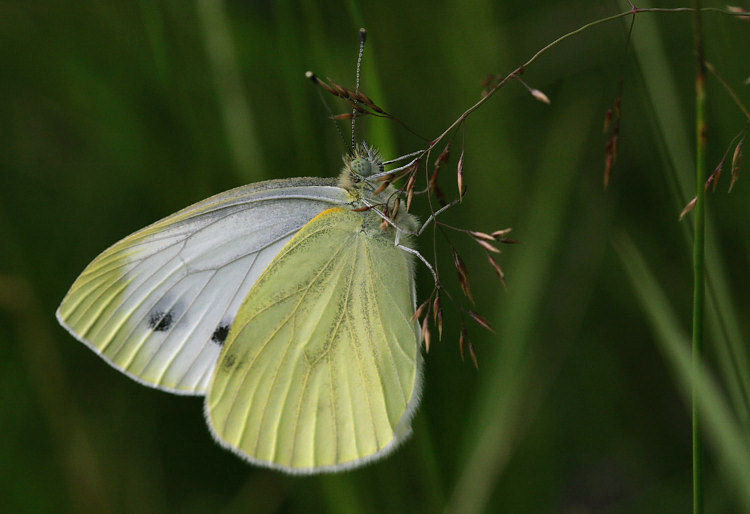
691,1,707,513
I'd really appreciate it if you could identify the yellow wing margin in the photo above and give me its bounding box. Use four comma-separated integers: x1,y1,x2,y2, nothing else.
206,207,422,473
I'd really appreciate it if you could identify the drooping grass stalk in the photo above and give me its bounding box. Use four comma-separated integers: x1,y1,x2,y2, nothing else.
691,2,707,513
429,6,744,152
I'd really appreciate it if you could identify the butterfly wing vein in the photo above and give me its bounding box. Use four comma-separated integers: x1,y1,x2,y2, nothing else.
207,207,421,472
57,179,349,394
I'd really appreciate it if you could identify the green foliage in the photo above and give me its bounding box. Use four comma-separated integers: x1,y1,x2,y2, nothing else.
1,1,749,512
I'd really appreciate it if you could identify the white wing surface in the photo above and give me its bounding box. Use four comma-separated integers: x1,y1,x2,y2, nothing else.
57,178,351,395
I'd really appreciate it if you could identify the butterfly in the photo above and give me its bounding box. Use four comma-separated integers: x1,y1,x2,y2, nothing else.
57,143,424,474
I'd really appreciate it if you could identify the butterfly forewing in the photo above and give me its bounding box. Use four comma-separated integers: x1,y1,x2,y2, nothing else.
207,206,421,473
57,178,350,394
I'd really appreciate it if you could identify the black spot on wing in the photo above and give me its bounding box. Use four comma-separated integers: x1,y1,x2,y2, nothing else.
148,310,174,332
211,323,231,345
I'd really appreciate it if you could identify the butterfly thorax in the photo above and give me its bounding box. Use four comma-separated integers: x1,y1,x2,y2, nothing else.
338,144,418,240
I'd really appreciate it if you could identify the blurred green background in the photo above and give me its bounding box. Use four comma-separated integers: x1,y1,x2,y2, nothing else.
2,1,750,512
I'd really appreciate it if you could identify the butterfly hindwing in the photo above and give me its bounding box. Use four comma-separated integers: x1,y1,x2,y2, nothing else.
57,178,350,394
207,207,422,472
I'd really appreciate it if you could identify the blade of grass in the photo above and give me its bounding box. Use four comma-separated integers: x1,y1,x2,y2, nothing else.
690,2,707,511
624,0,750,452
271,3,321,175
705,278,750,431
448,96,597,514
0,274,113,512
615,234,750,512
195,0,264,180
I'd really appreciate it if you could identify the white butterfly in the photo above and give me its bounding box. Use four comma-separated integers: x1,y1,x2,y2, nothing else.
57,144,423,473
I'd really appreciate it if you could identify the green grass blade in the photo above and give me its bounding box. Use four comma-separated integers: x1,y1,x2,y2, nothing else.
615,233,750,512
448,95,598,514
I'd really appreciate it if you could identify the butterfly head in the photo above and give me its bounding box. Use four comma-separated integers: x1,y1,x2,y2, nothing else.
339,143,385,185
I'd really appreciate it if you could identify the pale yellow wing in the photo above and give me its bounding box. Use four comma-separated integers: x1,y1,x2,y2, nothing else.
206,207,422,473
57,178,350,394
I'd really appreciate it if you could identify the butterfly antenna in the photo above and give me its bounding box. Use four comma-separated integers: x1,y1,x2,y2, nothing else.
352,28,367,150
